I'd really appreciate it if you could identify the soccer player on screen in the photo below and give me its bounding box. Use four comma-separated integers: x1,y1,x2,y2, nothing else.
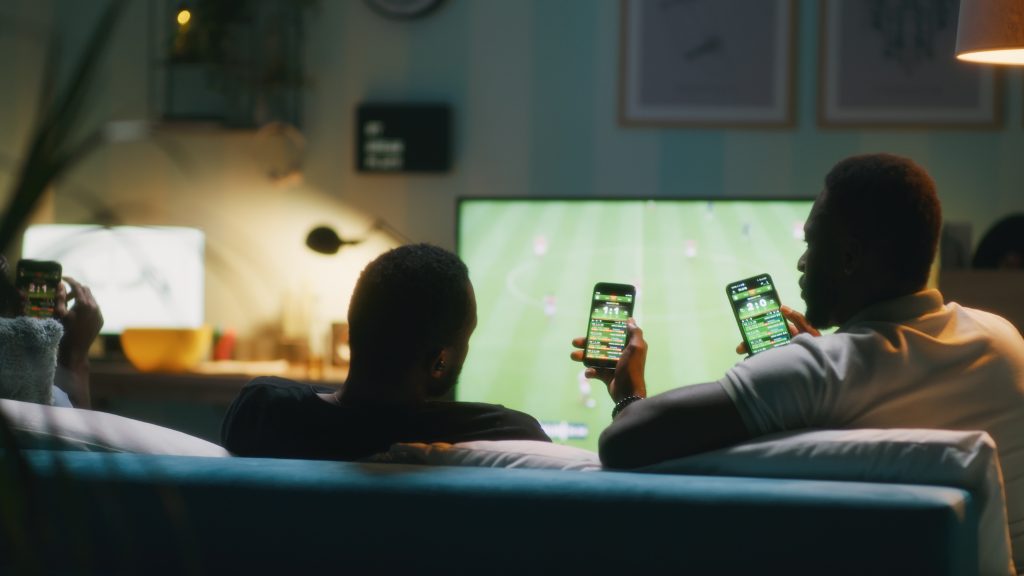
533,234,548,256
543,294,557,319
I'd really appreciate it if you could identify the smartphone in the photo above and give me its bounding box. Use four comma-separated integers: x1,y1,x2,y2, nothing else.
16,259,62,319
583,282,636,369
726,273,792,356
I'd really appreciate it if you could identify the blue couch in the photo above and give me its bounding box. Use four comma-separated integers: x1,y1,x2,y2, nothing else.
0,399,1012,575
3,449,980,575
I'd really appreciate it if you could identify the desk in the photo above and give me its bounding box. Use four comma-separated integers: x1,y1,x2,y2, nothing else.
89,362,345,443
91,362,346,404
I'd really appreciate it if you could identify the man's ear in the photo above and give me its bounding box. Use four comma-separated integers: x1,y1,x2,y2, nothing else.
428,348,448,378
842,236,863,276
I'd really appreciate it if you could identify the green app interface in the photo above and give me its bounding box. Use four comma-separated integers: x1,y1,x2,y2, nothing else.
729,275,790,355
18,266,61,319
585,290,634,362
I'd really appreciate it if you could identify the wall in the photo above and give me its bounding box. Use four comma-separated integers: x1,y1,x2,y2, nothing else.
1,0,1022,353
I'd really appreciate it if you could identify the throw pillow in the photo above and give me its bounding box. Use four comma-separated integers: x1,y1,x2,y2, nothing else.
0,398,229,457
371,440,601,471
0,317,62,404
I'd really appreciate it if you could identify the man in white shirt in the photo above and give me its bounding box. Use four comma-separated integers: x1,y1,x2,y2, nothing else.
572,153,1024,560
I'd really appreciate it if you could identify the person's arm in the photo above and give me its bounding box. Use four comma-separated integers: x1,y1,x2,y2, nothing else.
571,319,750,469
598,382,749,469
54,277,103,408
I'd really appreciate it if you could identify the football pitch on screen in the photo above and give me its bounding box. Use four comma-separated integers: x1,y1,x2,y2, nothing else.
457,199,812,452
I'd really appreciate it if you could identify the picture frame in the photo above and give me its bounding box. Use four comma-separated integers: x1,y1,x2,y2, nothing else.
819,0,999,128
148,0,306,128
619,0,795,128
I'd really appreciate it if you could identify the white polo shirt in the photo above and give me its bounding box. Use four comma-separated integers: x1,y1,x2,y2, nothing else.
720,289,1024,564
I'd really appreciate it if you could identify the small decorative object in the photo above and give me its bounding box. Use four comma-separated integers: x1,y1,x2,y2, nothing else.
330,322,350,367
620,0,795,127
356,104,452,173
820,0,998,127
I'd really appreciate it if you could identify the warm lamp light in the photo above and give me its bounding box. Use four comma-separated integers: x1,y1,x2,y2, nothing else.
956,0,1024,65
176,9,191,26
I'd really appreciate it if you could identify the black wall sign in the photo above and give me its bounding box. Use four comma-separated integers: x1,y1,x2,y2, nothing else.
356,104,452,173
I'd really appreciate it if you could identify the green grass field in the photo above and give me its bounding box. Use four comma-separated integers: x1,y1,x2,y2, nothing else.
457,199,812,451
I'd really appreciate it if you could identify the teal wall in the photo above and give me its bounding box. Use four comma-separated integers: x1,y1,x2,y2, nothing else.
2,0,1022,343
305,0,1024,250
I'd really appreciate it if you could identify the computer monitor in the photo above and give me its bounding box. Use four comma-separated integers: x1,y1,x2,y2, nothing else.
456,198,813,450
22,225,205,335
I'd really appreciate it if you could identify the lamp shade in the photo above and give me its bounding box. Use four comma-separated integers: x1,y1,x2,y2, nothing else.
956,0,1024,65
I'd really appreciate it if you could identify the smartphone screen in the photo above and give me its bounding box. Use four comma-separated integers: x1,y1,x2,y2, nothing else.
583,282,636,369
726,273,791,356
16,259,62,319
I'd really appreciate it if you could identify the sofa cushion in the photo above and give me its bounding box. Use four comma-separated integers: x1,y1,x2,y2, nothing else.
642,428,1012,576
0,398,229,457
371,440,601,471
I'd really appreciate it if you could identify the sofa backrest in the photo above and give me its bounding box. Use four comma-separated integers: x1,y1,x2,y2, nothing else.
377,428,1013,575
0,450,979,575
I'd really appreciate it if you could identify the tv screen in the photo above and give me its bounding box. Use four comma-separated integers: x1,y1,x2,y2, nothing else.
22,225,205,335
456,198,813,451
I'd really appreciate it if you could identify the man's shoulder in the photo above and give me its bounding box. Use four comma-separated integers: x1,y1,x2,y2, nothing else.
221,377,334,455
722,332,853,390
948,301,1024,336
419,400,551,441
233,376,319,408
425,400,531,418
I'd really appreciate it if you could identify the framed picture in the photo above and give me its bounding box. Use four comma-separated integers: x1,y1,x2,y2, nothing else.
619,0,795,127
819,0,999,128
149,0,306,128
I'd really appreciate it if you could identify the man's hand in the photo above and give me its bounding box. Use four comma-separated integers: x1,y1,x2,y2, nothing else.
570,318,648,403
56,276,103,368
735,305,820,355
54,277,103,408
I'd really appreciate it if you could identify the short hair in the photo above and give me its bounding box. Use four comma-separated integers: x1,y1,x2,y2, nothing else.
347,244,471,377
824,153,942,288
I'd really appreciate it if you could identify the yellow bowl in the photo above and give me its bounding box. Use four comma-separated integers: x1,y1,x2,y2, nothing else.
120,326,213,372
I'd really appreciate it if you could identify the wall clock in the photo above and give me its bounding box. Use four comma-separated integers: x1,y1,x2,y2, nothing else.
366,0,444,20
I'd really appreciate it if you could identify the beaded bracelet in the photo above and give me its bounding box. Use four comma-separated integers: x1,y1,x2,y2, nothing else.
611,395,644,419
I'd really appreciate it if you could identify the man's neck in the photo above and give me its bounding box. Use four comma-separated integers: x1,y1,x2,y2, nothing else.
338,364,423,405
836,282,928,326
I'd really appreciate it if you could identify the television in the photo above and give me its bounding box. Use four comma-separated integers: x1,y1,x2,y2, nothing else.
22,225,205,335
456,198,813,450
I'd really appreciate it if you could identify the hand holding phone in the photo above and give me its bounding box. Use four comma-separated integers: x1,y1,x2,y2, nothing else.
726,273,791,356
582,282,636,369
733,305,821,355
16,259,62,319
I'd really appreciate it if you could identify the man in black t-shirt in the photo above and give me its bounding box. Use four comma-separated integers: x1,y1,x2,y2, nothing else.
221,244,550,460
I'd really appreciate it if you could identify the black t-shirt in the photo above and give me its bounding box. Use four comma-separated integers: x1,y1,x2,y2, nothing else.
221,376,551,461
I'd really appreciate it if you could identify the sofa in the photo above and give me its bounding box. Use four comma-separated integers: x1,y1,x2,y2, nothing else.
0,398,1015,575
